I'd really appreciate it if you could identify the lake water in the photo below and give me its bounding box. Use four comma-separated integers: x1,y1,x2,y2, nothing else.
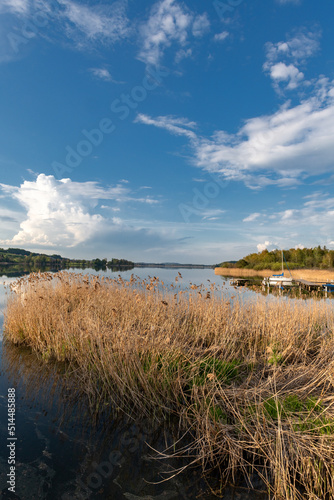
0,266,285,499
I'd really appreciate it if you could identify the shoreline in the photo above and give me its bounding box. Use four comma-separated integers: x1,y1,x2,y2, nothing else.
215,266,334,281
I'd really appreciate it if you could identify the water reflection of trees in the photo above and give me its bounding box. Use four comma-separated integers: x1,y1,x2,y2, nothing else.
0,264,134,278
258,285,334,300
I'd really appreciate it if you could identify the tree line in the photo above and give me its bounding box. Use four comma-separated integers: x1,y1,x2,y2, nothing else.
0,248,134,269
219,246,334,271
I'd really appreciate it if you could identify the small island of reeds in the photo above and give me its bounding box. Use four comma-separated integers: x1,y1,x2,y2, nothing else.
4,271,334,499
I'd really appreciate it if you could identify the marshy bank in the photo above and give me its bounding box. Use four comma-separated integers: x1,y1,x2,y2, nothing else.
215,266,334,282
4,271,334,499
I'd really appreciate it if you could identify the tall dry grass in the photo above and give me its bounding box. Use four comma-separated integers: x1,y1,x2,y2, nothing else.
216,267,334,282
4,271,334,498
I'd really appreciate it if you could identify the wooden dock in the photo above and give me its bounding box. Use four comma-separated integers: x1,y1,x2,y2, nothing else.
230,276,334,296
230,278,249,286
295,279,328,292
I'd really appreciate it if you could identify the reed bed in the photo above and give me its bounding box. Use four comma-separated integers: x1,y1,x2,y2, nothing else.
4,271,334,498
216,267,334,282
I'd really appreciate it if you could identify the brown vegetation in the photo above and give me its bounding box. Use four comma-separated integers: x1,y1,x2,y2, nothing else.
216,267,334,282
4,271,334,499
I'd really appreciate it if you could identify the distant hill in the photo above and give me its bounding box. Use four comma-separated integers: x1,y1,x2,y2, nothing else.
0,247,134,269
0,248,214,271
219,246,334,271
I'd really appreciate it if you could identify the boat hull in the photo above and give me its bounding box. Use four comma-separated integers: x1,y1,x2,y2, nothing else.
263,277,294,286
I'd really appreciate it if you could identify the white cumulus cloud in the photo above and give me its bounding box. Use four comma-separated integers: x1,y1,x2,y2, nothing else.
0,174,159,248
240,193,334,253
136,78,334,187
90,68,113,82
58,0,130,43
138,0,209,66
264,30,320,91
192,13,210,37
257,241,273,252
214,31,229,42
243,213,261,222
135,113,198,140
269,62,304,89
0,0,29,15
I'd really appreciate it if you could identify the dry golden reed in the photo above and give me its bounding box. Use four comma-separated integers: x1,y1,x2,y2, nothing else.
216,266,334,282
4,271,334,499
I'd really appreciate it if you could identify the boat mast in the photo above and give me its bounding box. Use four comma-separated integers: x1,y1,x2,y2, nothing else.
282,249,283,275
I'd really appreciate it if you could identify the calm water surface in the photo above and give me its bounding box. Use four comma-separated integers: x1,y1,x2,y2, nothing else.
0,267,286,499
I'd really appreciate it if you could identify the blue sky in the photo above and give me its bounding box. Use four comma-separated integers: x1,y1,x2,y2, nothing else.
0,0,333,264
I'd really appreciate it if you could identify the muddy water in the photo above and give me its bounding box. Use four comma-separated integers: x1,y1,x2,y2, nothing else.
0,268,268,499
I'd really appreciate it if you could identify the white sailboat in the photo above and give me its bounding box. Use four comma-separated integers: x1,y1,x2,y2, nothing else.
262,251,293,287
